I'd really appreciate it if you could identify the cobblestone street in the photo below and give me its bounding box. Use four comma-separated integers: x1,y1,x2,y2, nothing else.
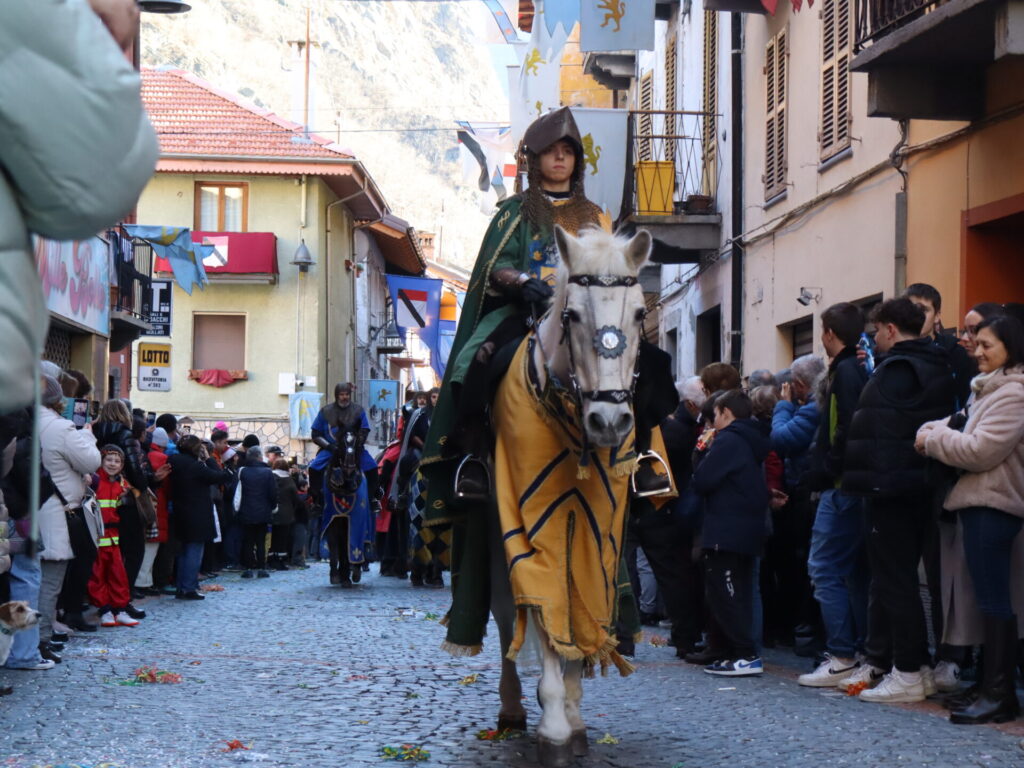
4,565,1024,768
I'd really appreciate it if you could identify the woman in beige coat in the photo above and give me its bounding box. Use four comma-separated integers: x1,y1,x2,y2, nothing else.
916,315,1024,725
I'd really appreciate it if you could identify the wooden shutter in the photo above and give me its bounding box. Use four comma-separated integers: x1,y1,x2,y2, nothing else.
638,72,654,162
764,29,788,200
702,11,718,196
820,0,852,161
665,35,677,163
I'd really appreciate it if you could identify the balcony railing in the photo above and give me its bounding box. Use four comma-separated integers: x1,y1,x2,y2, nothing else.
623,110,720,219
854,0,949,52
109,228,152,322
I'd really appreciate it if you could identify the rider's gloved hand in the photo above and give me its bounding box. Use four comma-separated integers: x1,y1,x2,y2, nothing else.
520,277,554,306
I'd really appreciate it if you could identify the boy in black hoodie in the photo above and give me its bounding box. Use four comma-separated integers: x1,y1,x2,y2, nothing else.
693,390,770,677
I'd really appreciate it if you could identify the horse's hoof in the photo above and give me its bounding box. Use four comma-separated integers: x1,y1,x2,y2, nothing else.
570,729,588,757
536,736,573,768
497,713,526,732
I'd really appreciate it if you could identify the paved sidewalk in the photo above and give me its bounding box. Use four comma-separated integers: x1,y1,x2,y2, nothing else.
3,565,1024,768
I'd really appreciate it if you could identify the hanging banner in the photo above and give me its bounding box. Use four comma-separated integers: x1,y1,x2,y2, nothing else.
137,342,172,392
511,0,570,145
570,107,629,220
142,280,172,337
386,275,443,373
368,379,401,411
288,391,323,439
580,0,654,52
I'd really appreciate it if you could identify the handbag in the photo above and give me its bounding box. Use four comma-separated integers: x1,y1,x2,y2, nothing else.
130,486,158,529
52,483,102,551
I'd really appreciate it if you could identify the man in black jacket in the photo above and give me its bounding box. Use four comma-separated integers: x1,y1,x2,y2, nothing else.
843,298,957,704
904,283,974,410
798,303,871,689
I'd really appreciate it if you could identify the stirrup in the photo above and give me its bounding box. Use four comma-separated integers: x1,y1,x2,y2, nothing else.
454,454,491,503
630,450,673,498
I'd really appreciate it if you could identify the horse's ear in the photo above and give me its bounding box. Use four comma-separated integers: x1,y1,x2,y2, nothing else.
626,229,652,271
554,225,574,269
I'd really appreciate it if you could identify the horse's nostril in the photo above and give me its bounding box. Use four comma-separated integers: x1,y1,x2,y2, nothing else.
615,413,634,434
587,412,607,433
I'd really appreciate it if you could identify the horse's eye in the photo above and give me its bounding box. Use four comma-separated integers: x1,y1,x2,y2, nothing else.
634,308,647,322
565,309,581,323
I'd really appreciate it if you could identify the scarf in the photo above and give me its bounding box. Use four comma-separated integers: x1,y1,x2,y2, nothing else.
970,367,1002,397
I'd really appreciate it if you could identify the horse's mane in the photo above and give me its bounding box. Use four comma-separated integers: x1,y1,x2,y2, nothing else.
551,226,640,311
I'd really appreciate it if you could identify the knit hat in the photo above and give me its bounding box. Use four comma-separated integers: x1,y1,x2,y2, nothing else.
41,375,65,408
214,421,228,431
151,427,169,448
100,444,125,458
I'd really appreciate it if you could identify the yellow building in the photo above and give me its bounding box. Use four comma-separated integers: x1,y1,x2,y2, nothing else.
131,69,422,455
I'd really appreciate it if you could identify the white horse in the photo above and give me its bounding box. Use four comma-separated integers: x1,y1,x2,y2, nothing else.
487,226,652,768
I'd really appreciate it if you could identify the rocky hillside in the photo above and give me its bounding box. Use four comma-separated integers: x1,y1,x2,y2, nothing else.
141,0,510,267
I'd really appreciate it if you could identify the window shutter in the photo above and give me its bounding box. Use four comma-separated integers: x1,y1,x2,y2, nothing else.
639,72,654,162
665,35,677,163
702,11,718,197
820,0,852,161
765,29,788,200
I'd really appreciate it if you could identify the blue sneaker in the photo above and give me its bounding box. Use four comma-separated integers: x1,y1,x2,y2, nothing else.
704,657,763,677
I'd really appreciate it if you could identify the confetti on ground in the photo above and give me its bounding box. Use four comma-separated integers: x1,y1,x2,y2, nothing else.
125,665,183,684
348,674,369,681
475,728,524,741
845,681,868,697
220,740,252,752
189,660,202,666
423,612,440,621
380,744,430,762
200,584,225,592
356,720,370,725
405,692,420,699
646,634,668,647
458,673,479,685
716,687,736,691
596,733,619,745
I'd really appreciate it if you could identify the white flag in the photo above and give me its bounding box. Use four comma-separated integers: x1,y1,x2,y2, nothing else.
571,107,629,220
511,0,569,147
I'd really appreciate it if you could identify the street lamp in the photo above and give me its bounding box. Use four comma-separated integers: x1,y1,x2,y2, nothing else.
291,240,314,272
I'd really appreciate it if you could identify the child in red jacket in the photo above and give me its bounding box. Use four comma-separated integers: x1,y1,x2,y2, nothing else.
89,446,140,627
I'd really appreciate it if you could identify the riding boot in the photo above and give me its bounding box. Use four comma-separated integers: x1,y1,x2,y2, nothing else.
351,563,362,584
950,615,1020,725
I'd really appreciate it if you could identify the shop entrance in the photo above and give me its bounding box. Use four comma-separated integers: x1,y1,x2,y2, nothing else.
962,193,1024,315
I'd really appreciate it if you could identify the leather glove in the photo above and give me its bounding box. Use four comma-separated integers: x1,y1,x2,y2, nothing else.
520,277,554,306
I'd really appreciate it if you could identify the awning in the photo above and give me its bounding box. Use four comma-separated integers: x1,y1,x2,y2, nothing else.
155,231,277,279
362,214,426,275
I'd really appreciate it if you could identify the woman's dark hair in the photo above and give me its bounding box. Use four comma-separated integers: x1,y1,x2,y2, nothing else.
131,416,147,440
977,315,1024,370
211,429,229,443
97,399,132,428
970,302,1005,321
273,459,289,471
177,434,202,457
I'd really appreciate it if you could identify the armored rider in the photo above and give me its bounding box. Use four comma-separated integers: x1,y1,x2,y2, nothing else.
309,382,380,506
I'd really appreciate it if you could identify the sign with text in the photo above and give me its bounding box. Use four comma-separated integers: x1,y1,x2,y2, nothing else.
142,280,172,337
138,342,172,392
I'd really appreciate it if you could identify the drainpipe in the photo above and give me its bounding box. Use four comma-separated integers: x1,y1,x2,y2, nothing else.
296,175,308,378
729,14,744,371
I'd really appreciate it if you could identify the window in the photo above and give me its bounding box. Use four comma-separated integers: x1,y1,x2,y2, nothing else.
696,305,722,371
638,71,654,162
764,28,788,201
820,0,852,161
194,182,248,232
665,35,678,164
702,11,718,196
192,313,246,371
791,318,814,358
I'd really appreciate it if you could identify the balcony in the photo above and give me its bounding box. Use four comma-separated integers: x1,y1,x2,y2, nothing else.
851,0,1021,120
703,0,770,13
618,110,722,265
109,228,153,352
154,231,279,284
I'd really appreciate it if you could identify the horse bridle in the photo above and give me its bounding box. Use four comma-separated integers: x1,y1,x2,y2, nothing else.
532,273,646,409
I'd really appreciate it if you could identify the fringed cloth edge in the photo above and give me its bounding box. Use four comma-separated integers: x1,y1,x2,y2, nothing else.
441,640,484,657
503,606,635,678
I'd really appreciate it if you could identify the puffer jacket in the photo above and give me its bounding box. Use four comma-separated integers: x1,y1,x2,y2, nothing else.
37,405,100,560
921,367,1024,516
92,421,152,492
0,0,158,409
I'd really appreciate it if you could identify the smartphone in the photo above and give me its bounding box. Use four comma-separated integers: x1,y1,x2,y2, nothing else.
71,399,89,429
146,411,157,428
290,455,298,467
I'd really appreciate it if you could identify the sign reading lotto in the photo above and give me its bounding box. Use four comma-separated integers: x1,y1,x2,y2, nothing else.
138,343,172,392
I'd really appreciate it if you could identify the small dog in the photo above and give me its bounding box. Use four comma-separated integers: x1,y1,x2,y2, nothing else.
0,601,41,665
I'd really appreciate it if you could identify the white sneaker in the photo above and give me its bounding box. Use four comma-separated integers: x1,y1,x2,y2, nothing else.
920,665,937,697
858,668,925,703
99,611,116,627
797,653,859,687
837,663,886,691
932,660,960,693
12,659,56,671
114,611,139,627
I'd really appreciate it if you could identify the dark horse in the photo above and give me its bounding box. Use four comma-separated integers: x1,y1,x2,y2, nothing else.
320,430,373,587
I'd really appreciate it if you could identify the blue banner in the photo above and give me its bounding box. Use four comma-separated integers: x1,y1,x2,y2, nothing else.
368,379,401,411
122,225,213,295
544,0,580,37
288,391,323,439
386,274,443,373
580,0,654,52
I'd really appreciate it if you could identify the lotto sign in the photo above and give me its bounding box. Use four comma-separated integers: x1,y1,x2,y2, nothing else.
396,288,428,329
138,343,172,392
